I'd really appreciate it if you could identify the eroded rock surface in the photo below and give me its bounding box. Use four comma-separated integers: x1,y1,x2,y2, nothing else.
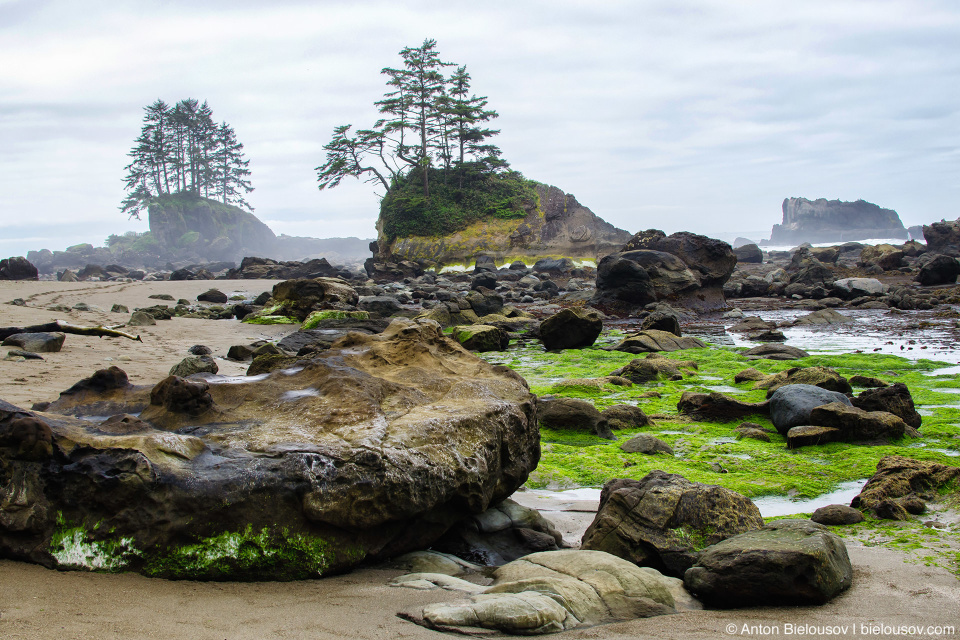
0,318,539,580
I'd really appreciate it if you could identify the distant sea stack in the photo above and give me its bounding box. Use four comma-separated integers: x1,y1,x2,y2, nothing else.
765,198,907,245
377,183,632,268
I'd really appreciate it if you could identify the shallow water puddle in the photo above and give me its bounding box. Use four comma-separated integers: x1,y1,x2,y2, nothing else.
751,479,868,517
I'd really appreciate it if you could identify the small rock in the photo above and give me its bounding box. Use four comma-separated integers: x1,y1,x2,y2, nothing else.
111,303,129,313
811,504,865,525
188,345,212,356
128,310,157,326
620,433,673,455
168,355,219,377
197,288,228,304
1,332,65,353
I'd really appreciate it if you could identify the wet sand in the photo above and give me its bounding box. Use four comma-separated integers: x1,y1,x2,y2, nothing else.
1,279,958,639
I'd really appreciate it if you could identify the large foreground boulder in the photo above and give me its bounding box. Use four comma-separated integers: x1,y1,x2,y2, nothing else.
684,519,853,607
0,256,39,281
417,550,676,634
0,318,539,580
581,472,764,577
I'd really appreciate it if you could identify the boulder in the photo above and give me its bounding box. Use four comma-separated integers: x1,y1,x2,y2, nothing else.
849,375,889,388
851,455,960,519
640,311,681,336
0,318,539,579
418,550,675,634
808,402,907,443
743,344,810,360
473,255,497,273
532,257,576,274
786,425,841,448
612,354,697,383
923,219,960,255
916,254,960,286
620,434,673,455
465,288,504,317
270,277,359,321
610,330,705,354
859,244,904,270
593,231,736,313
599,404,654,430
168,355,219,377
453,324,509,352
1,332,65,353
357,295,402,317
537,397,612,439
196,289,228,304
677,392,769,421
729,316,777,332
581,473,764,577
733,243,762,264
769,384,853,435
128,310,157,326
539,307,603,350
851,383,921,429
811,504,864,526
683,519,853,607
226,344,256,361
0,256,39,281
833,277,886,298
225,256,342,280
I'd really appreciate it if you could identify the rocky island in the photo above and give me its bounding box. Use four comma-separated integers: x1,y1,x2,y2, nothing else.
766,197,909,245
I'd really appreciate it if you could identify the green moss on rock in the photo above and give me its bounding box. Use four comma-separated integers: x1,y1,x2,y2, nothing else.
301,310,370,329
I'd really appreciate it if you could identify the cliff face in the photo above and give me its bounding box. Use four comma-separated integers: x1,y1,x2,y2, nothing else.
768,198,907,245
379,184,632,266
148,193,277,262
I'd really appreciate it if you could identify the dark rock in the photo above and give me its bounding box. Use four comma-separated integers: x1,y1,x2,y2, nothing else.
188,345,212,356
6,349,43,360
683,519,853,606
733,243,762,264
357,295,402,317
532,258,575,274
746,329,786,342
271,278,359,321
786,425,841,448
226,256,341,280
169,355,219,377
432,499,564,566
465,288,504,317
613,354,697,383
620,434,673,455
923,219,960,255
811,504,864,525
916,254,960,286
677,392,768,421
453,324,510,352
0,256,39,281
851,455,960,519
538,397,612,439
610,330,705,353
852,383,921,429
599,405,654,430
859,244,905,271
581,472,764,577
769,384,853,435
226,344,256,361
641,311,681,336
0,416,54,460
809,402,907,443
277,327,378,355
539,307,603,350
1,332,65,353
473,255,497,273
147,375,215,417
197,288,228,304
471,274,498,290
743,344,810,360
849,375,889,388
111,304,129,314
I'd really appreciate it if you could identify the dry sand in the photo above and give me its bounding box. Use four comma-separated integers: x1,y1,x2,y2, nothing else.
1,279,958,639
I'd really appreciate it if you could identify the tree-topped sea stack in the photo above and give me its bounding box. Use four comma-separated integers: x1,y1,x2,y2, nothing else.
316,39,631,270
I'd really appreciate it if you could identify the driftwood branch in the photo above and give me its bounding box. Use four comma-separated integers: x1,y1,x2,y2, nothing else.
0,321,142,342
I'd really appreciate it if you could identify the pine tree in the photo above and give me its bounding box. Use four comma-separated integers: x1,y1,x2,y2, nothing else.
121,98,254,219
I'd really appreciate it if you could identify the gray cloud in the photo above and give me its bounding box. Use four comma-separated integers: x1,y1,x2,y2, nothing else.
1,0,958,258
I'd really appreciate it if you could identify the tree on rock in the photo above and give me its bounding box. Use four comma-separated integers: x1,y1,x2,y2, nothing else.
121,99,254,219
316,38,507,200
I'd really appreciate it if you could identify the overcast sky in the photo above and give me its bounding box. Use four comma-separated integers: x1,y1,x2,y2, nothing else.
2,0,958,258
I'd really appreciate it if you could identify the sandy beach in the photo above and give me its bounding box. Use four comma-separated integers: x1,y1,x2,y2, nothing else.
1,279,958,639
